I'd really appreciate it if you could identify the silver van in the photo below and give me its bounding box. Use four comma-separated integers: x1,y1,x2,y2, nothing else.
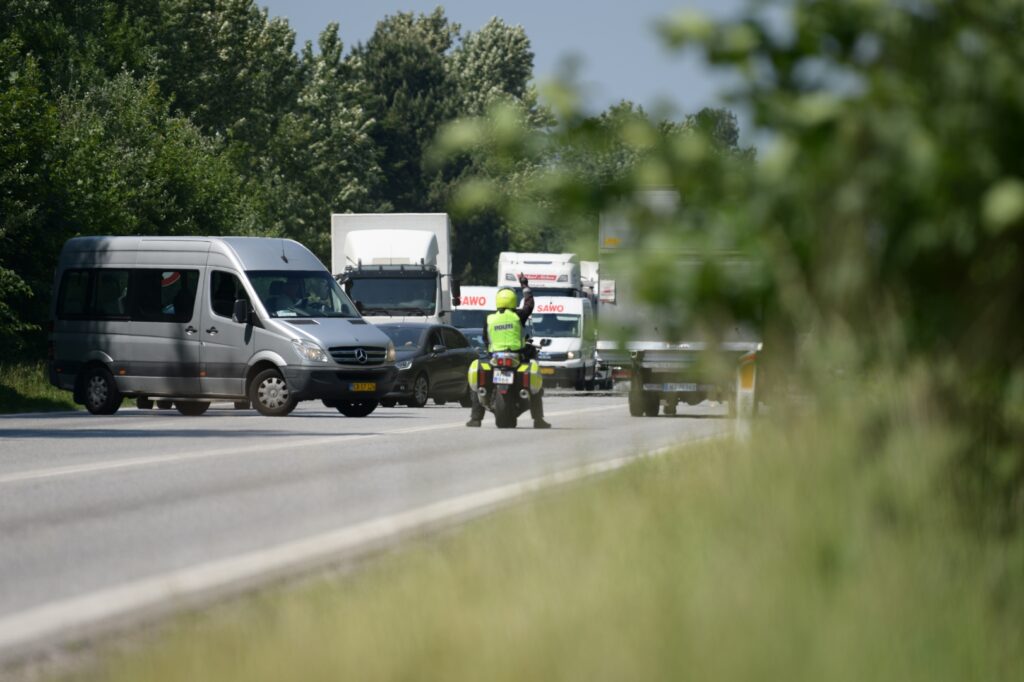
48,236,398,417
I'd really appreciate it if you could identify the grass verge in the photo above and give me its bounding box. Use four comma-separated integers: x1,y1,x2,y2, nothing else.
64,388,1024,681
0,362,78,413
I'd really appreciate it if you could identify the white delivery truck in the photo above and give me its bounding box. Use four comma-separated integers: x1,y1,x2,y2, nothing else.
496,252,582,298
530,295,597,390
331,213,460,325
596,190,762,416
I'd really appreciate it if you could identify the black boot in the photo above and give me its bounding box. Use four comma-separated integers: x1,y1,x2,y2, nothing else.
533,418,551,429
466,418,481,427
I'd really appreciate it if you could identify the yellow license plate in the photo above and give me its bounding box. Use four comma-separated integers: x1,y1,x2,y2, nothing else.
540,367,555,375
351,382,376,392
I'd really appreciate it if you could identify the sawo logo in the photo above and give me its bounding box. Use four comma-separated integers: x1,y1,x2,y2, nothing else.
460,295,489,307
536,304,565,313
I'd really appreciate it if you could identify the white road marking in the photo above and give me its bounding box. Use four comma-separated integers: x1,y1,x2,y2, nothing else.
0,405,623,485
0,432,722,658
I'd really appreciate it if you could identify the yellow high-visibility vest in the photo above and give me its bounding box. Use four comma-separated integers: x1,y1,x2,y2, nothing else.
486,309,522,351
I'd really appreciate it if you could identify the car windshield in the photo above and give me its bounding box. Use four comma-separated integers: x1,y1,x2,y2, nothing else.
345,276,437,316
530,314,581,338
247,270,359,319
378,325,427,350
452,309,491,328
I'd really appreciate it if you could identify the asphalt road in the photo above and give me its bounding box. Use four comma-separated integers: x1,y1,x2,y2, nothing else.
0,394,727,664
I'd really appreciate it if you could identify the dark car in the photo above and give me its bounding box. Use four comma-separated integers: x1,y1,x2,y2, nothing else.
461,327,489,360
376,323,477,407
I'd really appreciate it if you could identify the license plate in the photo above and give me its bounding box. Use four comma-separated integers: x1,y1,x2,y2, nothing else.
351,382,376,392
493,370,514,385
540,367,555,375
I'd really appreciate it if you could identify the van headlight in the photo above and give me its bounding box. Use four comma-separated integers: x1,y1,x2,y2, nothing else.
396,359,413,371
566,351,577,360
292,339,329,363
386,341,396,362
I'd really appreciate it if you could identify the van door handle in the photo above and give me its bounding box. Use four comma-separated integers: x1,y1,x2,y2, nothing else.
206,326,219,335
185,326,197,335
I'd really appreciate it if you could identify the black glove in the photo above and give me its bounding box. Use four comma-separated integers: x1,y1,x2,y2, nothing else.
518,273,529,289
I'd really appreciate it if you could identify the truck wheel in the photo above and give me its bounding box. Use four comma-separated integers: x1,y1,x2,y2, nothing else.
628,389,644,417
493,391,517,428
156,399,174,409
408,374,429,408
643,393,660,417
82,367,123,415
249,368,297,417
175,401,210,416
335,400,378,417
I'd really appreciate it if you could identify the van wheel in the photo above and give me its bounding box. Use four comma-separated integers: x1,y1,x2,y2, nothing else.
136,397,153,410
575,369,586,391
82,367,123,415
176,401,210,416
250,368,297,416
335,400,378,417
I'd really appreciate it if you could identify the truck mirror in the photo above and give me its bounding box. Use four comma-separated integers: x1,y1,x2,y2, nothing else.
231,298,251,324
451,278,461,307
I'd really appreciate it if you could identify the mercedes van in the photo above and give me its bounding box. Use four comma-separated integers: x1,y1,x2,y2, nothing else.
529,296,597,390
48,236,398,417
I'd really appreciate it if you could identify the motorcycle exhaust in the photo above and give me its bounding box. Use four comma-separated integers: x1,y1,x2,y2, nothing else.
519,389,529,399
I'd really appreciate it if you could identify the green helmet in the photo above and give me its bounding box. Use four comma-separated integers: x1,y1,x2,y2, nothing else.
496,288,517,310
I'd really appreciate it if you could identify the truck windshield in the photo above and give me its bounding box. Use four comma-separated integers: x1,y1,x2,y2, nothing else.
346,276,437,316
247,270,359,319
530,314,581,338
507,287,578,299
452,309,491,328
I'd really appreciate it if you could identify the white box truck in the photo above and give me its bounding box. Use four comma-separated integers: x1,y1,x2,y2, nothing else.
330,213,459,325
496,252,582,298
530,295,597,390
451,285,497,331
596,191,762,416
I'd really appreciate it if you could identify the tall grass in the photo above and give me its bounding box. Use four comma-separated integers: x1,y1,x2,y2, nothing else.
65,376,1024,682
0,361,78,413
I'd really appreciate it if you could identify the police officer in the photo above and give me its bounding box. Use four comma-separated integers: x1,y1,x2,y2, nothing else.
466,273,551,428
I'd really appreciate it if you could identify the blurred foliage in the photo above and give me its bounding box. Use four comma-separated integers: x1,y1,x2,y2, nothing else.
436,0,1024,524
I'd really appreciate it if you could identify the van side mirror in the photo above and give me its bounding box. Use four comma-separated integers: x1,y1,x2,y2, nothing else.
232,298,251,324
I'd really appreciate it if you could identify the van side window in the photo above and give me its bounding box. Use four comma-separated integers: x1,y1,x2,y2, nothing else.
91,270,130,318
211,271,248,319
57,270,91,318
130,269,199,323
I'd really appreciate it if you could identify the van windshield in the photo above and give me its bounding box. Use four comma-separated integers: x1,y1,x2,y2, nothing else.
248,270,359,319
529,314,581,338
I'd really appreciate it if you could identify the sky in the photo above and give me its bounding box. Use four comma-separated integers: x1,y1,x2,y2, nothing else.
258,1,749,129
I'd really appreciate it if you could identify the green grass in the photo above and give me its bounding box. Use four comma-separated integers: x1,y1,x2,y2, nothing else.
65,383,1024,682
0,361,79,413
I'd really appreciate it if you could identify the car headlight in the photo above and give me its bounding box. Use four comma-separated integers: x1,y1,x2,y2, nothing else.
291,339,329,363
396,359,413,370
566,351,577,360
385,341,396,362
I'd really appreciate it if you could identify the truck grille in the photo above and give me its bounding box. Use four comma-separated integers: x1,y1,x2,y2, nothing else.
329,346,388,366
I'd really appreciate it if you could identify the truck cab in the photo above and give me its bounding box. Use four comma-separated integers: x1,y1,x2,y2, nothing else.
331,214,459,325
497,252,582,299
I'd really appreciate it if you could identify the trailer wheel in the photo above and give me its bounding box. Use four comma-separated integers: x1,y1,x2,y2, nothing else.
628,388,644,417
643,393,660,417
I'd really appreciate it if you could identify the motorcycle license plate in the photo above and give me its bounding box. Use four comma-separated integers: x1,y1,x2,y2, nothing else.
493,370,514,385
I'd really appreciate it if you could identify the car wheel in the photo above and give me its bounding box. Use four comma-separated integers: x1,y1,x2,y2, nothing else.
176,401,210,416
82,366,122,415
136,396,153,410
433,398,447,406
249,368,297,417
408,373,429,408
335,400,378,417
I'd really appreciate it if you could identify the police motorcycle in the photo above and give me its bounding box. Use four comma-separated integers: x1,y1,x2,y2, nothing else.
466,338,544,429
